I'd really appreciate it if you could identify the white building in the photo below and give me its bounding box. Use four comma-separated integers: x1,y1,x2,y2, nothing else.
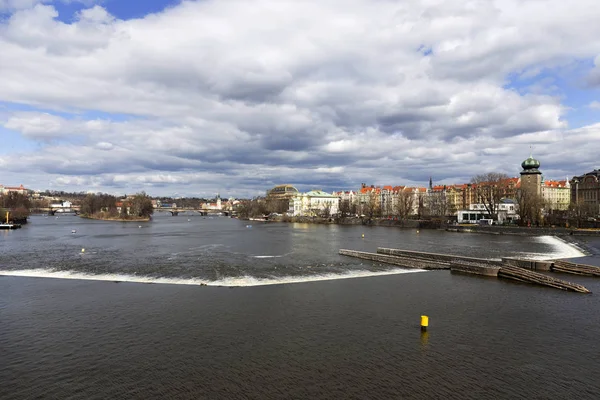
457,201,519,224
291,190,340,217
50,201,73,209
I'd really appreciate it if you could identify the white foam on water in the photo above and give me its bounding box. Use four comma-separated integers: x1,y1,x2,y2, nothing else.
253,255,284,258
0,267,426,287
524,235,586,260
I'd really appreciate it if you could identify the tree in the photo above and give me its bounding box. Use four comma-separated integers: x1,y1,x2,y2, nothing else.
394,189,414,221
569,199,596,228
470,172,510,221
338,199,351,219
0,192,31,210
428,190,451,218
361,191,380,221
416,192,428,219
319,203,331,219
129,192,154,218
516,189,544,226
266,198,290,214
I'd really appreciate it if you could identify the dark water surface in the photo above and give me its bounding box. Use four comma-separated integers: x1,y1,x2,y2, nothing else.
2,215,600,399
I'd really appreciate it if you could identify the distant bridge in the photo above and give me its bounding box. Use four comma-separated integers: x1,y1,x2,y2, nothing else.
154,208,233,217
38,206,81,215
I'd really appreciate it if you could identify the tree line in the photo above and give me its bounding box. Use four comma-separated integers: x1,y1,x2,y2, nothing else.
80,192,154,218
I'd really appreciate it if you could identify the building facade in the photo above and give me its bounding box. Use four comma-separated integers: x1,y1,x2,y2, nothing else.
0,184,28,195
570,170,600,215
542,179,570,211
290,190,340,217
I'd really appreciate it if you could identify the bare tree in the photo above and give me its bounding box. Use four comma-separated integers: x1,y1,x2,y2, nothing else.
516,189,544,226
320,203,332,218
417,192,428,219
338,199,351,219
394,189,414,222
569,199,596,228
470,172,510,220
362,191,380,221
427,191,450,217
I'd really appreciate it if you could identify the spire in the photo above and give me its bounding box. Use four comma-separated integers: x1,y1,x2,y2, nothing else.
429,176,433,190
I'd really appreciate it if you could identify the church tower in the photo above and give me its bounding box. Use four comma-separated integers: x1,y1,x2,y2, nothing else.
520,154,542,197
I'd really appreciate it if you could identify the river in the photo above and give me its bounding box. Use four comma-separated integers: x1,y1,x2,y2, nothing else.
1,214,599,399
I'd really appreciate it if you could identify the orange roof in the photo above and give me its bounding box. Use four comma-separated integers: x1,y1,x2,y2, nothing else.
3,184,27,190
544,180,568,188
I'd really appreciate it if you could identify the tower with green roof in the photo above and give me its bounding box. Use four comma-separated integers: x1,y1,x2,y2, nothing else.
520,154,542,197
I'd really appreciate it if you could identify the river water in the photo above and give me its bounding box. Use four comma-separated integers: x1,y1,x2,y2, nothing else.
1,214,600,399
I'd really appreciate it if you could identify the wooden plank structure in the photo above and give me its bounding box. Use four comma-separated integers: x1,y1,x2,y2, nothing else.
339,247,591,294
338,249,450,270
551,260,600,277
498,265,590,293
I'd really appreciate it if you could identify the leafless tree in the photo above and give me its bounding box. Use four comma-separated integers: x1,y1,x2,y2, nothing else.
394,190,414,221
470,172,510,220
569,199,597,228
362,191,380,221
427,191,451,217
516,189,544,226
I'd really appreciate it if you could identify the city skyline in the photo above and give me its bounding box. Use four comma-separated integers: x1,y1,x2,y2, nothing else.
1,0,600,198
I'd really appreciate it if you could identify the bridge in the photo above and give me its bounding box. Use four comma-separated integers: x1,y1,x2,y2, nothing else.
154,208,233,217
38,206,81,215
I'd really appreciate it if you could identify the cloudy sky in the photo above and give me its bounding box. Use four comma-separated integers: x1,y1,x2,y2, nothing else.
1,0,599,198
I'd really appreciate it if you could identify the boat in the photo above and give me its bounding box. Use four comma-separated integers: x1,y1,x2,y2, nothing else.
0,223,21,230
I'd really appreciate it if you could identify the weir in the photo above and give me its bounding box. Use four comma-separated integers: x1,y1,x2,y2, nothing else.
338,247,593,294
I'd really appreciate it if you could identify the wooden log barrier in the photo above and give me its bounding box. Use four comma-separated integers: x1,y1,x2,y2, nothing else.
377,248,502,266
551,260,600,277
498,265,590,293
338,249,450,270
450,261,500,277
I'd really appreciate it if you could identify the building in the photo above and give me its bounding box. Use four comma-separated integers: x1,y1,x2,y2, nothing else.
520,155,542,197
266,184,300,200
542,178,570,211
457,200,519,224
570,169,600,215
290,190,339,217
0,184,28,195
201,194,222,210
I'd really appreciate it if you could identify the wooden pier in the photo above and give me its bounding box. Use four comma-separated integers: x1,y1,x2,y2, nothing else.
339,247,591,293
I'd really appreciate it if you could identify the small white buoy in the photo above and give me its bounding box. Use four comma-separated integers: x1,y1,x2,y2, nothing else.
416,230,420,234
71,230,76,234
138,225,142,229
188,219,191,222
246,225,252,228
81,248,85,253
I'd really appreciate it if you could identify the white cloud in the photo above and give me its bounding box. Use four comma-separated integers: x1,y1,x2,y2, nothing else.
1,0,600,195
590,101,600,110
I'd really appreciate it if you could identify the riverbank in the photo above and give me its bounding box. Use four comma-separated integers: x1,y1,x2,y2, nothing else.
253,215,600,237
79,213,151,222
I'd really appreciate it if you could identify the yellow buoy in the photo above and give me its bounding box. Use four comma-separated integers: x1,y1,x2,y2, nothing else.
81,248,85,253
361,233,365,238
416,230,420,234
420,315,429,331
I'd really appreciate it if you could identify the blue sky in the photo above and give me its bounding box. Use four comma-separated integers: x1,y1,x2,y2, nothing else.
1,0,600,197
51,0,181,21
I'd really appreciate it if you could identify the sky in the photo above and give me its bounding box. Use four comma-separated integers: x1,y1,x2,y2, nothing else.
1,0,600,198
